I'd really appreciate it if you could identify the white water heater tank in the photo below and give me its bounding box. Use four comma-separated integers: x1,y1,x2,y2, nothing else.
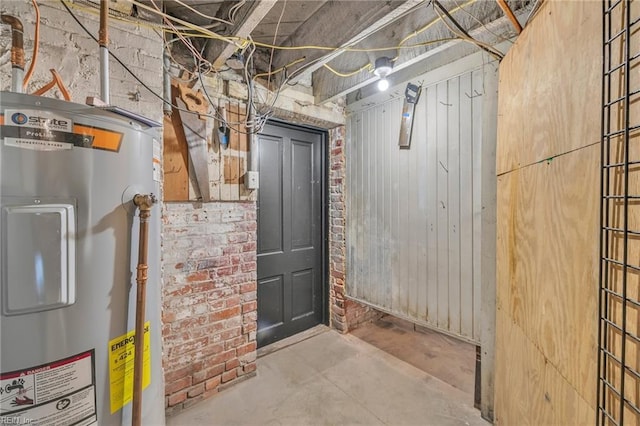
0,92,165,425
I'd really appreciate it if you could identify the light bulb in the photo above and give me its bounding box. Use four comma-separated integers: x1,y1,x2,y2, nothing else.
378,78,389,91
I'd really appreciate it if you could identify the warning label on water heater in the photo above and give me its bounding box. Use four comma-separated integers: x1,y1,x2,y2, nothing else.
0,350,97,425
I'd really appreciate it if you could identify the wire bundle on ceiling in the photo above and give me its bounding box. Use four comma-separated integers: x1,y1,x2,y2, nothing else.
56,0,512,134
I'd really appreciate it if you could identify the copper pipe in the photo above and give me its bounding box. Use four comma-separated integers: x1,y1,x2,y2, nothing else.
33,69,71,101
1,14,26,93
132,194,156,426
496,0,522,34
99,0,108,47
1,14,25,69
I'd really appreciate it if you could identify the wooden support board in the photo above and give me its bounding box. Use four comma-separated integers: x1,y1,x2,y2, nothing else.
162,81,255,202
163,84,189,201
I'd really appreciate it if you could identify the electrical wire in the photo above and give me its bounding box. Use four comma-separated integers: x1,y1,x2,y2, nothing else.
432,2,503,60
267,0,287,95
393,0,477,61
252,57,305,79
22,0,40,89
57,0,221,122
173,0,233,26
451,0,513,45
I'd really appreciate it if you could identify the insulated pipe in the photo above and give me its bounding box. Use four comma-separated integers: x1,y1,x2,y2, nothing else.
496,0,522,34
132,193,156,426
1,14,25,93
99,0,110,104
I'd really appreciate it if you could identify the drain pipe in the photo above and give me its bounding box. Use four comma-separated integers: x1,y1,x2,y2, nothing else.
99,0,110,104
132,193,156,426
1,14,25,93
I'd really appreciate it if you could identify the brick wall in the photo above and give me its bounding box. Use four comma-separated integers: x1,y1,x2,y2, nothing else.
162,201,257,415
0,1,163,122
328,126,382,332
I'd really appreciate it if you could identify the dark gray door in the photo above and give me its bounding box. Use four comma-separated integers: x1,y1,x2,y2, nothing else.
257,123,324,347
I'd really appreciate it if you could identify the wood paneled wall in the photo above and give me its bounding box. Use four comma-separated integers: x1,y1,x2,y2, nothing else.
494,1,601,423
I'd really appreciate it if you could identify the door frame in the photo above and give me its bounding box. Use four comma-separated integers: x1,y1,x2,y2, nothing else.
261,119,330,329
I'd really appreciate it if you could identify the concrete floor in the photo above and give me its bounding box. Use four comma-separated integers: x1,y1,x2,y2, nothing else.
351,316,476,400
168,326,487,426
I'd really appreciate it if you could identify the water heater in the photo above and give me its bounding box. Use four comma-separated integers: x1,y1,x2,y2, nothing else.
0,92,165,425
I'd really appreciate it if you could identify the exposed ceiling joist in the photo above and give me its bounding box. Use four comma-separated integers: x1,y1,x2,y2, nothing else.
206,0,278,69
269,0,422,82
313,2,530,104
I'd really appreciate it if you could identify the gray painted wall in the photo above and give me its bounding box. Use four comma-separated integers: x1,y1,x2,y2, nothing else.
346,62,493,343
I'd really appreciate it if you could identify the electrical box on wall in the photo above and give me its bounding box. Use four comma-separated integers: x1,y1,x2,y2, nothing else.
245,171,259,189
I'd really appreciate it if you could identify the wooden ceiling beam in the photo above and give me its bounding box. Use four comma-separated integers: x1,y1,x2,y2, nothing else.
270,0,423,82
206,0,278,69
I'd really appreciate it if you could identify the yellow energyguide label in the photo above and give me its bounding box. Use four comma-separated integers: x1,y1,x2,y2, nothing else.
108,322,151,413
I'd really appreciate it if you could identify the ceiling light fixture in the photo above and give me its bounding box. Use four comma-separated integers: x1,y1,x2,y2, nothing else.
226,51,245,70
373,56,393,91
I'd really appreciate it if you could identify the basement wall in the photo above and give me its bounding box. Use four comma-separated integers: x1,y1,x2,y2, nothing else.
0,1,370,416
494,1,600,423
0,1,163,123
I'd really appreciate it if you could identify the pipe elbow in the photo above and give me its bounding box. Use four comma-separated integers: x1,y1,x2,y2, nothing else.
1,14,25,69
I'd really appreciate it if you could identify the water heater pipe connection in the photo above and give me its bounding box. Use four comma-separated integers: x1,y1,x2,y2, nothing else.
99,0,110,104
1,14,25,93
132,193,156,426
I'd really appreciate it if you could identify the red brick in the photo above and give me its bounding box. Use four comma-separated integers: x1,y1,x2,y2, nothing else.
223,245,242,255
203,350,236,369
331,270,344,280
169,337,209,357
205,376,221,391
165,376,192,395
216,266,234,276
242,301,257,313
242,242,257,252
164,362,202,383
244,362,257,374
240,282,257,294
193,363,225,384
242,322,257,334
226,294,241,308
237,342,256,356
219,327,242,341
187,383,205,398
209,306,241,322
165,285,192,297
187,271,210,282
225,336,246,350
168,390,187,406
225,359,240,371
241,262,257,272
221,369,237,383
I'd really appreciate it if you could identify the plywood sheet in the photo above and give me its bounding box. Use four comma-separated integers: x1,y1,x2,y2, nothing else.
494,309,594,425
496,144,599,418
496,0,601,175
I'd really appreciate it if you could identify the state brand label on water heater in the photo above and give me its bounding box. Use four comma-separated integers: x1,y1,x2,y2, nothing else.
0,110,124,152
0,350,97,425
2,109,75,151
